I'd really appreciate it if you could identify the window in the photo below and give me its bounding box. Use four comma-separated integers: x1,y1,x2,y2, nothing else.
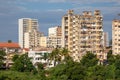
118,39,120,41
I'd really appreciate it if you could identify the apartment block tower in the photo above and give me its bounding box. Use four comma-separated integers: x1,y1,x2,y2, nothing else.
47,26,62,48
62,10,103,60
102,32,109,47
112,19,120,55
18,18,40,49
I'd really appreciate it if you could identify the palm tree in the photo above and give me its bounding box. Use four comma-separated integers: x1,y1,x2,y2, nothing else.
48,48,61,66
61,48,69,56
48,48,72,66
61,48,72,62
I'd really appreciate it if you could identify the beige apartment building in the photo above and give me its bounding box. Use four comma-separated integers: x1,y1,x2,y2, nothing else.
62,10,104,60
39,36,47,47
24,30,41,49
112,19,120,55
19,18,41,49
47,26,62,48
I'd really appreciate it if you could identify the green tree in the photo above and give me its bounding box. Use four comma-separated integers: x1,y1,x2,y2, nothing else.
0,50,6,69
61,48,72,63
12,53,37,73
80,52,98,68
114,55,120,79
36,62,46,80
107,50,115,65
66,62,86,80
37,63,44,71
0,75,9,80
0,70,47,80
8,40,12,43
48,61,86,80
12,54,19,62
105,65,115,80
61,48,69,57
49,48,61,66
49,48,72,66
89,65,106,80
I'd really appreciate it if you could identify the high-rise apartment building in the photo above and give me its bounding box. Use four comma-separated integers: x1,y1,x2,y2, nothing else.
47,26,62,48
102,32,109,47
112,19,120,55
62,10,103,60
18,18,40,48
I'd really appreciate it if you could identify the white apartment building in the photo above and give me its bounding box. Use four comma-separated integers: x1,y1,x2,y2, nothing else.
62,10,104,61
18,18,40,49
112,19,120,55
28,50,54,68
48,27,57,36
47,26,62,48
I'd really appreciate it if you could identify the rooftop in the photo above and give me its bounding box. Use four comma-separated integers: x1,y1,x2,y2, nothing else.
0,42,20,48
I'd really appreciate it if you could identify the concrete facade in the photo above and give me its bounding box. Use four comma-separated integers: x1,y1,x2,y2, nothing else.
39,36,47,47
18,18,40,49
62,10,104,61
112,19,120,55
47,26,62,48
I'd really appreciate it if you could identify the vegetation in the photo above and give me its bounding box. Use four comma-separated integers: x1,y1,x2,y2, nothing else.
48,61,86,80
0,70,46,80
11,53,37,73
7,40,12,43
48,48,70,66
80,51,98,67
12,54,19,62
0,50,6,69
1,49,120,80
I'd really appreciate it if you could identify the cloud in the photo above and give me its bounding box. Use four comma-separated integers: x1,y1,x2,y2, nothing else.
0,0,119,42
23,0,120,4
69,0,120,4
49,0,66,3
72,6,120,16
47,9,65,12
16,0,66,3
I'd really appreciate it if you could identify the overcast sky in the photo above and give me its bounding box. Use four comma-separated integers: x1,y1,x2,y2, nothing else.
0,0,120,42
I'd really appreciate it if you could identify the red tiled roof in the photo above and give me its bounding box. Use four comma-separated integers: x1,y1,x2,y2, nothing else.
23,48,29,51
0,42,20,48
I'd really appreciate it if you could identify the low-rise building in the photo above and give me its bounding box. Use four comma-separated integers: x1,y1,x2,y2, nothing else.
28,48,54,68
0,42,21,54
0,42,21,68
